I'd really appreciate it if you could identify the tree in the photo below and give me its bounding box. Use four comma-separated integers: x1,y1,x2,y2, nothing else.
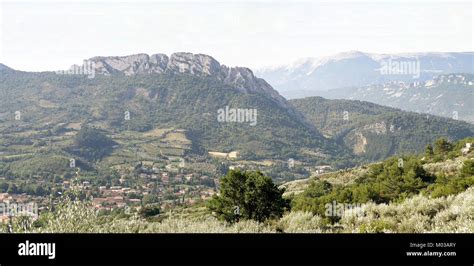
207,170,289,223
74,126,115,149
73,126,116,160
434,138,452,155
425,144,434,158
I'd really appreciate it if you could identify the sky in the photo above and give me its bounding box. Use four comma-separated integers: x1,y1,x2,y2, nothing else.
0,0,472,71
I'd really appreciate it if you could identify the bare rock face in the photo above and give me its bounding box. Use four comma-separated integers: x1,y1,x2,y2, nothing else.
149,54,169,72
81,52,288,106
87,52,224,77
167,52,222,77
89,53,168,75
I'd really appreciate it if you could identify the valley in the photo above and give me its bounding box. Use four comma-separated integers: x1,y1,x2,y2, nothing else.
0,52,472,233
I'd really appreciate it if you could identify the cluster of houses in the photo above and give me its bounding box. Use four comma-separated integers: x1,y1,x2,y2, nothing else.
0,153,340,219
87,182,218,212
80,160,222,211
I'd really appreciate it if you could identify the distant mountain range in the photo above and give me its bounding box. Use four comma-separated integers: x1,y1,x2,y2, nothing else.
256,51,474,99
317,74,474,124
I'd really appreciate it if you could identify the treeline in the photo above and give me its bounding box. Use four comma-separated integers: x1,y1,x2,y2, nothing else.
0,181,52,196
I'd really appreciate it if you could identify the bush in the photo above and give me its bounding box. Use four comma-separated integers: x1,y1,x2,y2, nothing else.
461,160,474,176
139,205,161,218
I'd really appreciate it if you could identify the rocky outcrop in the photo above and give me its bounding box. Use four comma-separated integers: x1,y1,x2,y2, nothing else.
82,52,288,106
88,53,168,75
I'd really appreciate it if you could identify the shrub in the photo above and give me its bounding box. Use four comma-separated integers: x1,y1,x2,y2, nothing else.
139,205,161,218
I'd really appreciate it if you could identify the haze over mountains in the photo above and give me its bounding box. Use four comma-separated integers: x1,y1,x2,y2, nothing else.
318,74,474,124
256,51,474,99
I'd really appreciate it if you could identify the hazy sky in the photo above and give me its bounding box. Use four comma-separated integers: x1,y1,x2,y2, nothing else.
0,0,472,71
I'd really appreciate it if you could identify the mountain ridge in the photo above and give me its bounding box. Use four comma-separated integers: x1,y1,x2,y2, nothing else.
70,52,289,107
317,73,474,124
256,51,474,98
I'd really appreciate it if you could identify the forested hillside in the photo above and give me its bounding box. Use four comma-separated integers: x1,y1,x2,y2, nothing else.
290,97,474,161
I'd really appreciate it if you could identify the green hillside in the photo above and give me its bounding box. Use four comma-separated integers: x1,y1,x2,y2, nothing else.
0,71,344,161
290,96,474,161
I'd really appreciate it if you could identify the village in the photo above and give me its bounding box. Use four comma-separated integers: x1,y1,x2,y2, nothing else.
0,145,335,224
